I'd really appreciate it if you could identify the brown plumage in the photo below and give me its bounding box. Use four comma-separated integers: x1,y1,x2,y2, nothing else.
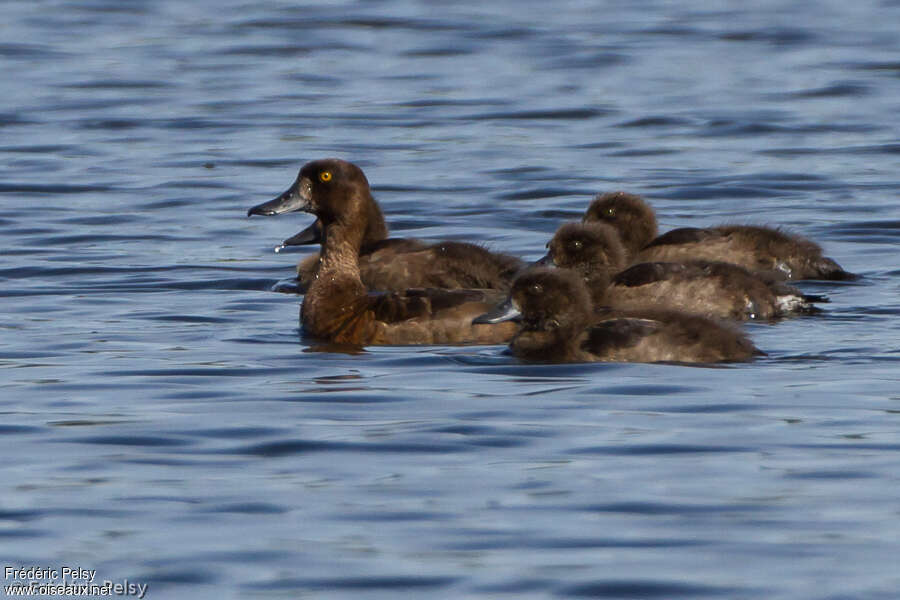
474,269,760,364
539,221,628,279
250,174,523,293
539,222,824,320
251,158,517,346
583,191,855,281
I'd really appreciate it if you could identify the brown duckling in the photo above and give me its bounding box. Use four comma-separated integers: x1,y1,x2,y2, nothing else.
583,191,855,281
248,166,523,293
537,221,628,280
539,222,824,320
474,269,761,364
250,158,517,346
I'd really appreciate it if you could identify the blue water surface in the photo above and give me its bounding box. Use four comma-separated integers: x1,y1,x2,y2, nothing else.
1,1,899,598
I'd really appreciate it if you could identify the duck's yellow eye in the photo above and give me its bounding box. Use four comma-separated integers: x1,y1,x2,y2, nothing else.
319,171,332,182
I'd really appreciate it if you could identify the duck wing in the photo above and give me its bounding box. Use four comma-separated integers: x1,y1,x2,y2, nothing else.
361,241,523,291
611,262,692,287
583,316,663,355
642,227,714,249
368,288,503,323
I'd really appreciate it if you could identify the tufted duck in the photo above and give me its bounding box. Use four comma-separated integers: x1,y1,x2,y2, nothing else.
474,269,761,363
539,222,824,320
248,165,523,292
250,159,517,345
583,191,855,281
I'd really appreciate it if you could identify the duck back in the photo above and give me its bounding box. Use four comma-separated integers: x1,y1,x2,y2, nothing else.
606,260,822,320
636,225,855,281
296,239,523,292
583,309,760,363
483,268,761,364
583,192,855,281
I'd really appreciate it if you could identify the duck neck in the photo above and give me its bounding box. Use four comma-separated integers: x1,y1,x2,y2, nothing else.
584,269,611,306
362,192,389,246
302,217,368,339
316,218,365,283
631,215,658,256
513,322,580,362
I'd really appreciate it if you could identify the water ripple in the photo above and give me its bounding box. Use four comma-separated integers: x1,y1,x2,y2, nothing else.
252,575,460,592
718,27,816,45
231,439,474,457
568,444,753,455
464,107,612,120
560,579,751,599
65,435,194,447
0,182,115,193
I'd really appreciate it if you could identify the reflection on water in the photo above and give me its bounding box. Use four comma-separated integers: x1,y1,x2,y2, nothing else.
2,0,900,598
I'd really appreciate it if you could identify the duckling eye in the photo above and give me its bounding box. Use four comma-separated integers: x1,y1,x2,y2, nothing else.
604,207,616,217
530,283,544,295
319,171,333,183
571,240,583,250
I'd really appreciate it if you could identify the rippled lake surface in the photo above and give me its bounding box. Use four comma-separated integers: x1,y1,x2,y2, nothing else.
2,1,900,598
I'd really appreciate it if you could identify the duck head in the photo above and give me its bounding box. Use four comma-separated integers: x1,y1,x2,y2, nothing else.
537,221,627,278
474,268,593,333
582,191,658,257
247,158,372,224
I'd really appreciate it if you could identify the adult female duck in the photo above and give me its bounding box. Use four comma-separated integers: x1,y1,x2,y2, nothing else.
250,158,516,346
248,162,523,292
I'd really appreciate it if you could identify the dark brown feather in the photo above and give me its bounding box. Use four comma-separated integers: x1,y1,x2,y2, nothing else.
285,194,523,292
499,269,759,364
277,158,518,346
583,192,855,281
545,222,824,320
